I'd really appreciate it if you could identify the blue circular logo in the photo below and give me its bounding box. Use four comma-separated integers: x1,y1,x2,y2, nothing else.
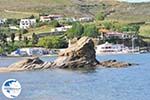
2,79,21,99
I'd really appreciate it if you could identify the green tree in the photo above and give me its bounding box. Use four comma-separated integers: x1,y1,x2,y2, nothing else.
38,36,68,48
66,22,84,39
50,20,60,27
101,21,113,30
32,33,38,45
19,33,22,41
0,47,4,54
96,12,105,21
10,33,15,43
121,25,140,34
131,25,140,34
83,24,98,38
24,36,29,46
5,18,19,26
112,22,127,32
0,33,7,44
20,29,28,34
28,15,35,19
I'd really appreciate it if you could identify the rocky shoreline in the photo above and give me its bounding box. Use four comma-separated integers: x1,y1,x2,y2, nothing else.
0,37,137,73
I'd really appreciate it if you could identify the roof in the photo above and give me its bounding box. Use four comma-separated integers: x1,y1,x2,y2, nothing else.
99,29,109,33
40,16,51,19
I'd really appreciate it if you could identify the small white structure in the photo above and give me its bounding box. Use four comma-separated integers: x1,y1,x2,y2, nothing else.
11,48,49,56
79,17,93,22
40,14,63,22
96,42,129,54
20,19,36,29
51,25,72,32
9,25,19,30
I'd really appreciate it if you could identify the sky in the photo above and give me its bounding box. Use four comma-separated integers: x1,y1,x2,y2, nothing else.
119,0,150,2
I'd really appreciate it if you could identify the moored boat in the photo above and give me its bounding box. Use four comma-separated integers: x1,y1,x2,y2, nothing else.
96,42,129,54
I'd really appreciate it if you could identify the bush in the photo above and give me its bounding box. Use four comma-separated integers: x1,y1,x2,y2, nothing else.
83,24,98,38
66,22,84,39
50,20,60,27
0,47,4,54
95,12,105,21
36,21,50,27
20,29,28,34
38,36,68,48
5,18,20,26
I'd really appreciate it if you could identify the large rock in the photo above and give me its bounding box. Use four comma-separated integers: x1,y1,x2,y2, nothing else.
52,37,99,69
0,57,52,72
99,60,136,68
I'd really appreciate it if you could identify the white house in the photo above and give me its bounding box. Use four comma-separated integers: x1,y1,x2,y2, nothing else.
79,17,93,22
51,25,72,32
99,29,131,40
20,19,36,29
40,14,63,22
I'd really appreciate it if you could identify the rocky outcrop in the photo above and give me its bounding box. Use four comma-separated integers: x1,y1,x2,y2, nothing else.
52,37,99,69
0,37,137,73
9,57,52,70
99,60,136,68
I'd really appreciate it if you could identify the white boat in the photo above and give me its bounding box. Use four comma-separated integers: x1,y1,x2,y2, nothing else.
96,42,129,54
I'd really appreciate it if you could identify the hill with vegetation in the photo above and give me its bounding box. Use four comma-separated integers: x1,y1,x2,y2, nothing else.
0,0,149,40
0,0,150,22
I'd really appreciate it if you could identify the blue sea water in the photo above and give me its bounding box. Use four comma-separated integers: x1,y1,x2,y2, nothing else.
0,54,150,100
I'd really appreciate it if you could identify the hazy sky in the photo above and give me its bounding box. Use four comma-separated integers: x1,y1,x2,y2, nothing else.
119,0,150,2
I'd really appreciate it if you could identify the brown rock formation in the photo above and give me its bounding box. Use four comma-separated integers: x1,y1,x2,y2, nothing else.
99,60,135,68
52,37,99,69
10,57,52,70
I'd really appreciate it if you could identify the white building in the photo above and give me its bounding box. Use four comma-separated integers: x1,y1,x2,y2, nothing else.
40,14,63,22
51,25,72,32
20,19,36,29
79,17,93,22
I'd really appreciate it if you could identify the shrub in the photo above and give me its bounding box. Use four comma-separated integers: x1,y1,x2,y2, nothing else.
20,29,28,34
38,36,68,49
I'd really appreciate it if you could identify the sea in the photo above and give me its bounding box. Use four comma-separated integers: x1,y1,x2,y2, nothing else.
0,53,150,100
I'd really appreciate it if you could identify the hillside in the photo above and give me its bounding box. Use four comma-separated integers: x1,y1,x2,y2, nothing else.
0,0,150,22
